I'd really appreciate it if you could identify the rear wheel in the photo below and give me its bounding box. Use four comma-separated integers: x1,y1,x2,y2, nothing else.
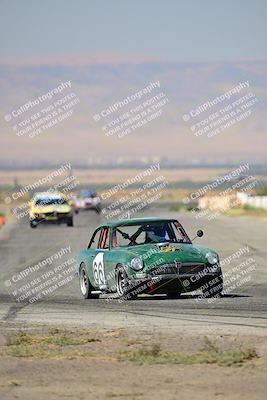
79,265,99,299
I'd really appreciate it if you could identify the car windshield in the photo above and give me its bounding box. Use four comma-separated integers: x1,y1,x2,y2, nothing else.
113,220,191,247
35,198,68,206
80,191,96,198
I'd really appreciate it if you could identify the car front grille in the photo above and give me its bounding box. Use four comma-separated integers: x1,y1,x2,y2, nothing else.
43,212,69,217
179,264,206,274
150,263,206,276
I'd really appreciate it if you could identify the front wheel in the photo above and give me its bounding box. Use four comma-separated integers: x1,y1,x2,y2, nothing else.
30,220,37,228
67,217,73,227
116,266,137,300
79,266,99,299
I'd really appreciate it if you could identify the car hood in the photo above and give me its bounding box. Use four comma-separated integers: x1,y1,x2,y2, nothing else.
119,243,217,268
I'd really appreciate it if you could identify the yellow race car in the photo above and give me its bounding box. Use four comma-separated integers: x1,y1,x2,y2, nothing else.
29,192,73,228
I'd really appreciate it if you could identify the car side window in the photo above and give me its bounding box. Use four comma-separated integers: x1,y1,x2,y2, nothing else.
88,228,101,249
99,227,110,249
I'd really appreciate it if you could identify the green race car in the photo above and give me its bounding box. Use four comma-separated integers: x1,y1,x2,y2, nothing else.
77,217,223,300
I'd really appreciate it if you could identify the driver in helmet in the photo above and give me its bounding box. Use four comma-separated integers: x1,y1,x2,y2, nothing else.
146,225,167,243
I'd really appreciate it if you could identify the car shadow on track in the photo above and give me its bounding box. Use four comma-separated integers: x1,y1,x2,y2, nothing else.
129,293,251,301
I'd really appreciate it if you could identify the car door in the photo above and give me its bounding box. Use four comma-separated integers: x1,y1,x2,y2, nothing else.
89,226,114,290
85,227,101,286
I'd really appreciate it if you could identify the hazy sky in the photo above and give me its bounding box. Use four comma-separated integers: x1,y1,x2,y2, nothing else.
0,0,266,61
0,1,266,165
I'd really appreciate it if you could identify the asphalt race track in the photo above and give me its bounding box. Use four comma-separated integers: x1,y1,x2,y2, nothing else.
1,208,267,334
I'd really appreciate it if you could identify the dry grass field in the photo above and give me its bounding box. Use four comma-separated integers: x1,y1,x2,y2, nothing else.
0,167,249,186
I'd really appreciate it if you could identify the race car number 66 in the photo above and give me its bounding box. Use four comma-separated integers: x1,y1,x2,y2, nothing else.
93,253,106,285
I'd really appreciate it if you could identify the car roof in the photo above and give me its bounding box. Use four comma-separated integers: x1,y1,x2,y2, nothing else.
33,192,66,199
96,217,177,229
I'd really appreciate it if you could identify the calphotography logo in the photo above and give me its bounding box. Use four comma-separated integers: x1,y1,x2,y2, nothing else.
4,245,77,304
92,81,169,138
182,82,259,139
4,81,80,138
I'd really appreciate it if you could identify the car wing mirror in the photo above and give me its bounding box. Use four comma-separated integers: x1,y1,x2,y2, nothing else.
192,229,204,241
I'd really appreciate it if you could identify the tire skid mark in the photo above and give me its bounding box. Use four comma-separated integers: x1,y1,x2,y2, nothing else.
2,304,27,321
113,309,267,330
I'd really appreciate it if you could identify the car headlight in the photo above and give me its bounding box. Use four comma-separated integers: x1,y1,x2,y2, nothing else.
35,213,45,218
207,252,219,265
130,257,144,271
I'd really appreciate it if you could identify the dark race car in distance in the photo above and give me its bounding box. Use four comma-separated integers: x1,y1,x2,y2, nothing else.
74,190,101,214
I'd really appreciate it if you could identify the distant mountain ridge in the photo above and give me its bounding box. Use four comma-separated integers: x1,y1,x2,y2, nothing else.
0,54,266,164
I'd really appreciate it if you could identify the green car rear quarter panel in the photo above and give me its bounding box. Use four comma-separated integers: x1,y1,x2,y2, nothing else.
77,217,219,291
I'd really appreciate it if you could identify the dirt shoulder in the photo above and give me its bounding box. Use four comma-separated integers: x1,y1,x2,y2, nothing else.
0,321,266,400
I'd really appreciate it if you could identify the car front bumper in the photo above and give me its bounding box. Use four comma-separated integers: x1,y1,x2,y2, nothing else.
31,213,72,224
128,272,223,294
75,204,100,210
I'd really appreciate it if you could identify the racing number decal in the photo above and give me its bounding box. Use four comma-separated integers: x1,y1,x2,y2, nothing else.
93,252,106,285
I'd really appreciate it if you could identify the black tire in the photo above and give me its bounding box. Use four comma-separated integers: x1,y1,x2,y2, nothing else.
67,217,73,227
30,220,37,228
79,265,99,299
95,207,101,214
74,209,79,214
115,265,137,300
